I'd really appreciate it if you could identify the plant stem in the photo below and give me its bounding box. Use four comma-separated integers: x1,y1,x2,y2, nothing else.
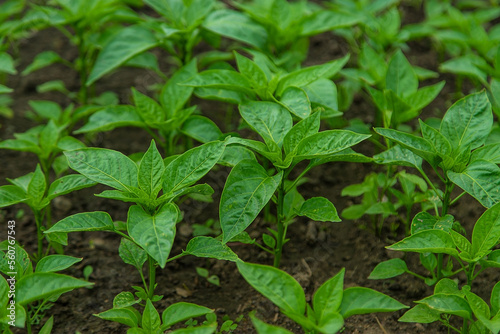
437,254,444,281
273,173,286,268
34,209,44,261
442,180,454,216
147,256,156,300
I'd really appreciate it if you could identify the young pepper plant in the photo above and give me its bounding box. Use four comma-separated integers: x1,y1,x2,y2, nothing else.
45,139,241,332
399,279,500,334
183,51,348,120
373,91,500,280
202,0,359,71
220,102,371,267
375,90,500,213
237,261,408,333
0,242,92,333
370,201,500,288
21,0,142,104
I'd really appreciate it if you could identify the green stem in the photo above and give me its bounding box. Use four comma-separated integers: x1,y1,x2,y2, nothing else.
165,253,186,264
466,263,477,286
437,253,444,281
442,180,454,217
147,256,156,300
254,242,274,254
406,270,427,281
273,172,286,268
285,163,313,193
417,168,442,202
34,209,44,261
450,192,466,206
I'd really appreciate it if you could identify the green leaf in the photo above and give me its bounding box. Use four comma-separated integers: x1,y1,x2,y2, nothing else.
132,88,164,125
203,9,267,49
368,258,408,279
470,143,500,164
374,128,439,167
419,119,452,159
39,120,60,156
279,87,311,119
295,130,370,160
39,316,54,334
406,81,445,113
113,292,139,308
163,141,225,194
416,294,472,319
249,313,294,334
143,299,161,332
74,106,144,134
118,238,147,270
276,55,349,96
374,145,422,169
298,197,340,222
239,101,292,148
491,281,500,315
471,202,500,258
46,211,114,233
385,49,418,97
411,212,455,234
35,255,82,273
237,261,306,315
65,148,138,192
138,140,164,196
340,287,408,318
398,304,441,323
235,52,267,91
283,111,320,156
183,236,239,262
161,58,197,114
47,175,97,200
303,79,340,118
183,69,254,96
181,116,223,144
448,160,500,208
440,91,492,151
16,272,92,305
27,164,46,205
169,324,217,334
0,185,27,208
301,11,361,36
313,268,344,324
87,25,158,85
127,204,178,268
218,145,256,167
95,307,140,328
220,160,283,243
22,51,62,75
162,302,214,328
387,230,458,256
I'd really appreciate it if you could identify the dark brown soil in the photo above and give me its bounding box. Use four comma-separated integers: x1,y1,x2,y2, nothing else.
1,4,496,334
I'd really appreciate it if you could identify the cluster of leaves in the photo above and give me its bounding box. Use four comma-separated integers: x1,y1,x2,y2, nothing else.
2,0,500,334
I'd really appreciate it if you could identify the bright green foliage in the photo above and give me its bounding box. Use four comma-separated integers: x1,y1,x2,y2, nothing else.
46,139,239,331
238,261,407,333
220,104,368,266
0,242,91,331
400,279,500,333
21,0,141,103
183,52,348,119
371,201,500,289
203,0,358,70
376,91,499,209
96,298,217,334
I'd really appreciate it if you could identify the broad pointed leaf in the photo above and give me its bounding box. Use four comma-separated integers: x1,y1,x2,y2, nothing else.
45,211,114,233
65,148,138,192
340,287,408,318
220,160,282,243
127,204,178,268
237,261,306,315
